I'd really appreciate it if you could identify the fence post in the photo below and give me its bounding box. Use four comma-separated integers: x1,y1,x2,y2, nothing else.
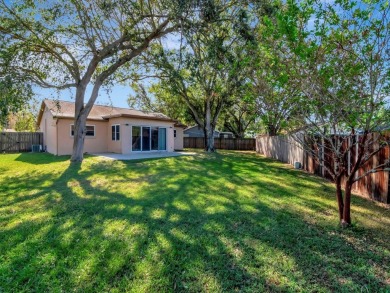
17,132,20,152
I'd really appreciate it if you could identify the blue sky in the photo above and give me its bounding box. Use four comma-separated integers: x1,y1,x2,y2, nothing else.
33,34,182,109
2,0,183,109
34,85,134,108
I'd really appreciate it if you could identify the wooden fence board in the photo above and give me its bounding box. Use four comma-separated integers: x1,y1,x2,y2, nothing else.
256,134,389,203
0,132,43,153
184,137,256,151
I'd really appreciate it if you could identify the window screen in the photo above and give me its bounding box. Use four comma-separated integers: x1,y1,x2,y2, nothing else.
112,125,120,141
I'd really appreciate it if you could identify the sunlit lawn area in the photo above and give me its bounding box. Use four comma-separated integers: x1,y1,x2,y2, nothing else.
0,151,389,292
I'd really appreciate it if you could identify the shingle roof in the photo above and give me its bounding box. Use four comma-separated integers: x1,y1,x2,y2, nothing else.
38,99,175,125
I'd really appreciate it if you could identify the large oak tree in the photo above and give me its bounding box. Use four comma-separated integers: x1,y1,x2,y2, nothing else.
0,0,193,161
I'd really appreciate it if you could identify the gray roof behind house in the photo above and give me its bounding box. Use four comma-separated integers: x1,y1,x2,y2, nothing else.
184,125,220,137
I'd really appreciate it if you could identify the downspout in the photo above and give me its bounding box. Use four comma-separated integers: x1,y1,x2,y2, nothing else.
56,118,59,156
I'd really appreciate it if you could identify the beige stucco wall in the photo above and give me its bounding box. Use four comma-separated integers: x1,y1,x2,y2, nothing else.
39,107,58,155
174,127,184,150
39,105,179,155
111,117,175,154
56,118,108,155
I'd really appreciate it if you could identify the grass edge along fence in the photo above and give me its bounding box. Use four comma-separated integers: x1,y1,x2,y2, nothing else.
256,134,389,203
1,132,43,153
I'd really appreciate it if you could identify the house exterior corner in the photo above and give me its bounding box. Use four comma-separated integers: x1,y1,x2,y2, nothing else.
37,100,180,156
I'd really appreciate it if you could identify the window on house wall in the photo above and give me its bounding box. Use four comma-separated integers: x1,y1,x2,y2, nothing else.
112,124,120,141
142,126,151,151
174,130,177,138
151,127,159,150
71,125,95,137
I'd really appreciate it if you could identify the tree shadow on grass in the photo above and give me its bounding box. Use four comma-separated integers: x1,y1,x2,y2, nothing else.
0,152,389,292
14,152,71,164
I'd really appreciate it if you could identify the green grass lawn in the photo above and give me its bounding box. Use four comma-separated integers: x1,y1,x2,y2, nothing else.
0,151,389,292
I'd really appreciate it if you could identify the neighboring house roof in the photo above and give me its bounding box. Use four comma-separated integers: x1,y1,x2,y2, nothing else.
184,125,221,133
37,99,177,126
184,125,220,137
219,132,235,138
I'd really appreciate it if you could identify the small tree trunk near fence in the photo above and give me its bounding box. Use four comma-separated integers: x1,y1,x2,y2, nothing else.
342,182,353,227
263,130,390,227
335,175,344,221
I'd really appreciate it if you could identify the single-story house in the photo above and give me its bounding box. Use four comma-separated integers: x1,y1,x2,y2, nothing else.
37,99,185,155
183,125,220,138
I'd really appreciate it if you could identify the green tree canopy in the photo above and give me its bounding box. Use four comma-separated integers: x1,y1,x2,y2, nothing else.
285,0,390,225
0,0,191,161
0,75,33,128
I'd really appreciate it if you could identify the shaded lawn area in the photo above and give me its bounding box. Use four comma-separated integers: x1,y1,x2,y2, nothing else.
0,151,389,292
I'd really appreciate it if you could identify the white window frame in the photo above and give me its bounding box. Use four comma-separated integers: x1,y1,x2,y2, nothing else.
131,125,142,152
111,124,120,141
70,124,96,137
131,125,167,152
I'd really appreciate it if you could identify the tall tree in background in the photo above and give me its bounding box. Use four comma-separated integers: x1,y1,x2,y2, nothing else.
220,99,257,138
138,1,254,151
0,74,33,129
128,83,195,126
13,110,37,132
247,3,301,136
0,0,191,161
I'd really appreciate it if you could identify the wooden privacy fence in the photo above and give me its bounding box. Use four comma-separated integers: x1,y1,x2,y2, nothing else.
184,137,256,151
256,134,390,203
0,132,43,153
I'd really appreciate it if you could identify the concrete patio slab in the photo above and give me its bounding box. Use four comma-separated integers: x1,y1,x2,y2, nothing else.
92,151,196,161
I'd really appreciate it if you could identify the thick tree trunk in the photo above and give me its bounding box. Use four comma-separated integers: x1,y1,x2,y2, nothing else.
205,127,215,152
70,78,103,162
70,116,87,162
335,176,344,222
204,101,215,152
342,182,353,227
70,85,88,162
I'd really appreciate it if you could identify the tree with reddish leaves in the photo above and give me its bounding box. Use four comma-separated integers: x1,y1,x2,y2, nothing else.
287,0,390,226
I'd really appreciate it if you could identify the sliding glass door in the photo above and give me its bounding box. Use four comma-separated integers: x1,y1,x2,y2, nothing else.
151,127,159,150
132,126,167,151
142,127,151,151
132,126,141,151
158,128,166,150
